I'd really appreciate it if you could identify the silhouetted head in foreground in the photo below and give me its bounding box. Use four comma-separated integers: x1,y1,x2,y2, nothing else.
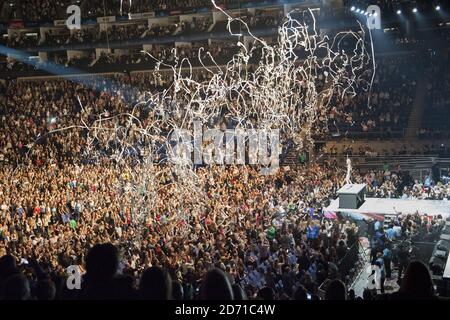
35,278,56,300
363,288,373,301
293,285,308,300
85,243,119,283
232,284,247,300
3,273,30,300
348,289,356,300
325,279,347,300
140,266,172,300
0,255,18,280
172,281,184,300
113,274,136,300
200,268,233,300
400,261,435,299
257,287,274,300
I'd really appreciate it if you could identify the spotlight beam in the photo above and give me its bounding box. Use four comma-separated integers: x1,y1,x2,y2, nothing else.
0,45,128,94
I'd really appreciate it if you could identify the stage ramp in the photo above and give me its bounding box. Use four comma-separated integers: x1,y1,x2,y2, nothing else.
325,197,450,220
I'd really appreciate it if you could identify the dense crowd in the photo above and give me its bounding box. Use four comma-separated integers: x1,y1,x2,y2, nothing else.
351,168,450,200
1,1,449,299
90,40,252,68
0,0,273,22
324,142,448,157
4,8,282,50
318,54,421,137
68,26,100,45
0,72,447,300
99,23,148,42
421,52,450,138
0,73,354,302
249,9,284,28
40,30,70,47
6,33,39,48
0,69,313,168
179,17,213,35
361,211,446,297
145,23,178,38
0,159,444,300
2,71,441,300
0,137,368,300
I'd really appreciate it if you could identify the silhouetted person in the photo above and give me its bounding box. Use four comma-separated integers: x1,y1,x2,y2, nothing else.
393,261,436,299
383,244,392,279
325,279,347,300
257,287,274,300
200,268,233,300
0,255,18,280
375,252,386,294
363,288,373,300
3,273,30,300
113,274,137,300
172,281,184,300
0,254,19,299
293,285,308,300
80,243,119,299
336,240,347,260
35,278,56,300
348,289,356,300
310,294,320,300
139,266,172,300
397,241,410,283
232,284,247,300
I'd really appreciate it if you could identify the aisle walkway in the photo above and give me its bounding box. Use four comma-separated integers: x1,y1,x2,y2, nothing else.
352,263,401,297
351,238,401,297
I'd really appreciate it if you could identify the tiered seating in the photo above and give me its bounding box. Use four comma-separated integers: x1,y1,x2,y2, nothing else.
421,52,450,137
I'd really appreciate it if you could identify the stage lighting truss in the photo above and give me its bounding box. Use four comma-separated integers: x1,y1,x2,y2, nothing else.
348,1,439,18
352,7,369,16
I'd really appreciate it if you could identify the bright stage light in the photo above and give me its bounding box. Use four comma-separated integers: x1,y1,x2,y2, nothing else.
396,9,402,14
412,8,418,13
351,6,355,11
356,8,360,13
436,6,441,11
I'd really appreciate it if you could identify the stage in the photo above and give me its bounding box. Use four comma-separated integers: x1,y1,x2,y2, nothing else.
324,197,450,220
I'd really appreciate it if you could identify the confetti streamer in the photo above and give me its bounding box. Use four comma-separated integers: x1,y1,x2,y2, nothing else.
33,4,374,241
120,0,132,16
